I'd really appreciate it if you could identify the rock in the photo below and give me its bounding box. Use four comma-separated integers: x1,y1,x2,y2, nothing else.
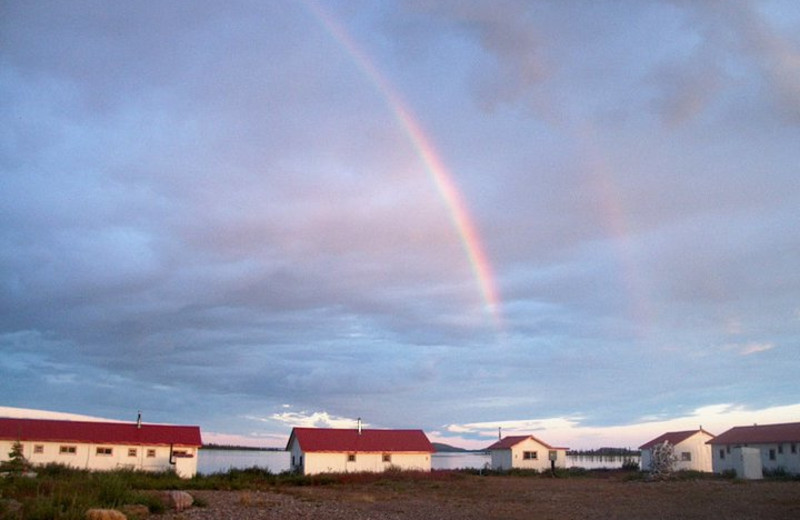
163,490,194,512
85,509,126,520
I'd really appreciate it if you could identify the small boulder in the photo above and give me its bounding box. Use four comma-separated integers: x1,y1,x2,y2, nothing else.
85,509,126,520
163,490,193,512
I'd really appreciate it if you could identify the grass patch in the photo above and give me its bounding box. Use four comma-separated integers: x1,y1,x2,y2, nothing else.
2,463,764,517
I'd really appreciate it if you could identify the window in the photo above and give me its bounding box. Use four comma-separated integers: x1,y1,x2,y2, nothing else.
792,443,797,454
60,445,77,455
681,452,692,461
769,449,776,461
523,451,538,460
34,445,44,454
146,449,156,458
726,445,730,454
719,449,725,460
347,453,356,462
96,447,113,456
778,444,783,455
128,448,137,457
173,450,189,457
382,453,391,463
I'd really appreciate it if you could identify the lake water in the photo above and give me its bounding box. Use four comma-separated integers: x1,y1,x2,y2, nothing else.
198,450,639,475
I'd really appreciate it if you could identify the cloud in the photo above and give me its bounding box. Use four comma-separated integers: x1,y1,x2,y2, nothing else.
739,342,775,356
266,411,361,429
438,403,800,450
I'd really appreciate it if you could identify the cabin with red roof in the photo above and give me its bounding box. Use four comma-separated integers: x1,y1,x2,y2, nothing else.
486,435,568,471
638,428,715,472
707,421,800,477
0,417,202,478
286,426,434,475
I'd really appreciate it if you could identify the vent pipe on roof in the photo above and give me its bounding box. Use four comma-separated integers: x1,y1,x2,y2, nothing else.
357,417,362,435
137,410,142,429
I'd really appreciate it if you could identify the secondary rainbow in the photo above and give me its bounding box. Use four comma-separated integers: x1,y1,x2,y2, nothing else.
305,2,502,325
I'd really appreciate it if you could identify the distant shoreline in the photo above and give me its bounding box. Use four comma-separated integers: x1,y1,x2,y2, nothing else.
201,444,283,452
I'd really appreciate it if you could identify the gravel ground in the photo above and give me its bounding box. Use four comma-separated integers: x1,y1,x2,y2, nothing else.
159,475,800,520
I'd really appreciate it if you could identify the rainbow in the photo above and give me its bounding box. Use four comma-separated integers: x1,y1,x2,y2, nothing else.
304,2,502,326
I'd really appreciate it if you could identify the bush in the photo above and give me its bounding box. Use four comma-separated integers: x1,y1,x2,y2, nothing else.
621,459,640,471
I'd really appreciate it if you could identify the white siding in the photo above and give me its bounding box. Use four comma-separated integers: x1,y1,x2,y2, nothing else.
0,440,198,477
712,442,800,476
490,449,513,470
673,432,714,472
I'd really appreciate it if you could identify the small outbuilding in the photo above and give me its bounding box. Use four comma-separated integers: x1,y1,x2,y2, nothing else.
486,435,568,471
0,417,202,478
286,426,434,475
639,428,715,472
707,421,800,477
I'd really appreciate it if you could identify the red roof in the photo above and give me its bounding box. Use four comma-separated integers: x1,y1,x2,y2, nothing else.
639,429,714,450
287,428,434,453
707,422,800,445
486,435,567,451
0,418,202,447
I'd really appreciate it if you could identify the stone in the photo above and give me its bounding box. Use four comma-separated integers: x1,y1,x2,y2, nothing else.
85,509,127,520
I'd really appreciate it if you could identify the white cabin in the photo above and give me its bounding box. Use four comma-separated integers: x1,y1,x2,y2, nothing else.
639,429,715,472
286,427,434,475
0,417,202,478
708,422,800,477
486,435,568,471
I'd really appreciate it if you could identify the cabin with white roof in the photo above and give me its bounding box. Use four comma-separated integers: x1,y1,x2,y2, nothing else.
486,435,568,471
0,417,202,478
286,425,434,475
639,428,715,472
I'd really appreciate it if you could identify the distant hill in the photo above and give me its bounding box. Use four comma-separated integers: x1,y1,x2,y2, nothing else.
432,442,469,453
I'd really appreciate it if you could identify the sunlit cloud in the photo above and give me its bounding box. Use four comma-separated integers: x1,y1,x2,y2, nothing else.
739,342,775,356
438,403,800,450
265,410,361,429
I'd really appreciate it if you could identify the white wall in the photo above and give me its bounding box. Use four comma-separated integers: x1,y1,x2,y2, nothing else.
712,442,800,476
673,432,714,472
0,440,198,477
490,450,513,470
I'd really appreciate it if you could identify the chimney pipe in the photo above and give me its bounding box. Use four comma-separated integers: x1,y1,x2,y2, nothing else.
357,417,362,435
498,426,502,440
137,410,142,429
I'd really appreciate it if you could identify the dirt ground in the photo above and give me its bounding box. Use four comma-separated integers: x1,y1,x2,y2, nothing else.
162,473,800,519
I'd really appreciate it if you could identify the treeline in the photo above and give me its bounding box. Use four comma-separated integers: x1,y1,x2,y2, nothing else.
567,447,640,457
201,443,282,451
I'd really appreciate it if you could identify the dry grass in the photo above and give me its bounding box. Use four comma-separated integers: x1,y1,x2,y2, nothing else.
167,473,800,520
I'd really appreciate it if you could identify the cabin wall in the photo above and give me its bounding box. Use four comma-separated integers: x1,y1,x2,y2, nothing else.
300,451,430,475
0,440,198,477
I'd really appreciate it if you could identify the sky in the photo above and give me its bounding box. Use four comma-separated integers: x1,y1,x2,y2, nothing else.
1,0,799,451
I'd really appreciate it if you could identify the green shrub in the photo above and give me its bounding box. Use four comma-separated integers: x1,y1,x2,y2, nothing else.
130,491,166,513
